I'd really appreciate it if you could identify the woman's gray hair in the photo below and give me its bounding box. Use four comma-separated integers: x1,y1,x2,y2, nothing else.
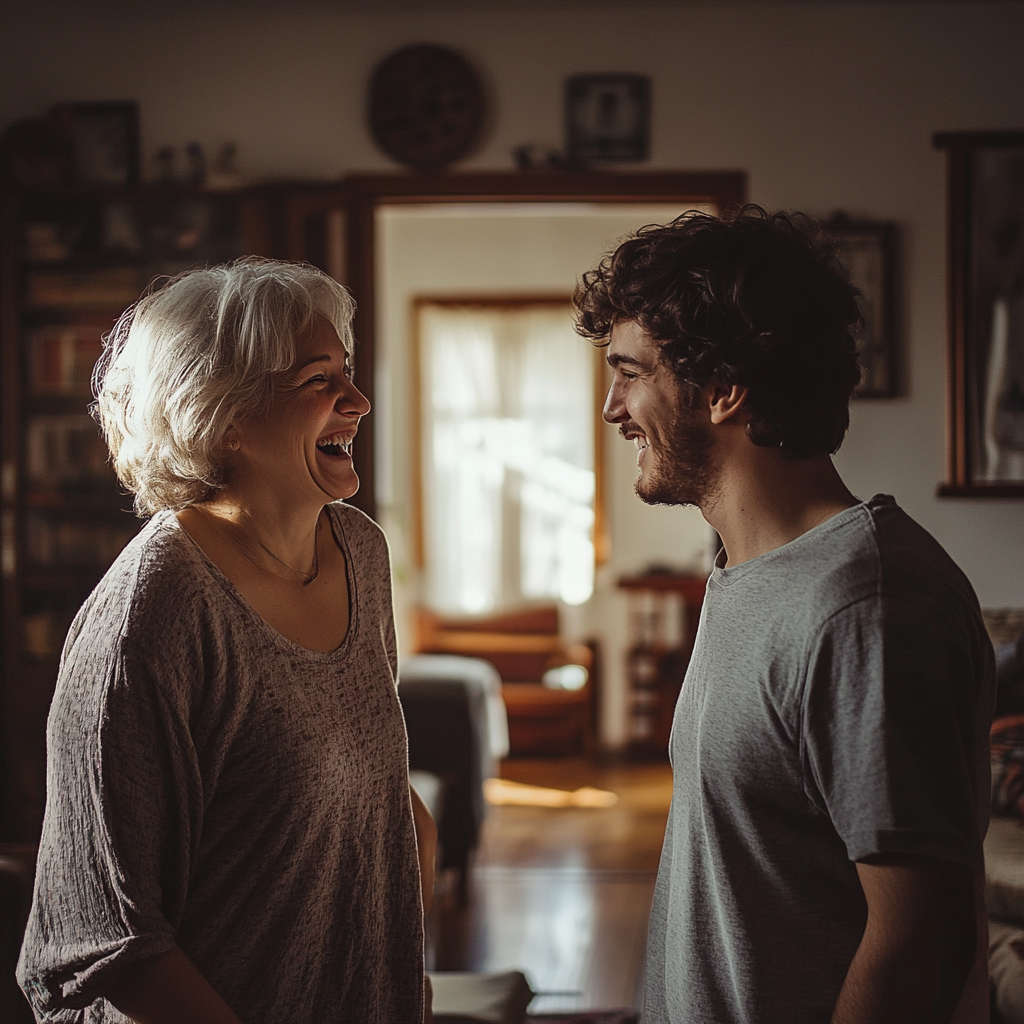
93,257,356,515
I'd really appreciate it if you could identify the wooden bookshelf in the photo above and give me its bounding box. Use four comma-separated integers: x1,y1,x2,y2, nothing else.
0,183,290,840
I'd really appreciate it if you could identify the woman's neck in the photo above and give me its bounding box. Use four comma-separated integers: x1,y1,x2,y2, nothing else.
179,496,324,587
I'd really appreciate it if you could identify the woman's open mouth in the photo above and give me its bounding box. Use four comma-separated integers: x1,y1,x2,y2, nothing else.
316,433,354,458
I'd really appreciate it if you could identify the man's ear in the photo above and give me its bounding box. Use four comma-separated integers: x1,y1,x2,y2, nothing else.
707,381,750,425
222,426,241,452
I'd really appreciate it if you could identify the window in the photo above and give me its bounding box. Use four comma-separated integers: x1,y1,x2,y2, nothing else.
416,299,598,614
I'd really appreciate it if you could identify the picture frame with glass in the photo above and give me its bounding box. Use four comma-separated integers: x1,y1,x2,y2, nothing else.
934,131,1024,496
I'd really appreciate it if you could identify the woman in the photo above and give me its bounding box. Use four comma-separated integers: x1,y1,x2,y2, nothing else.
18,258,436,1024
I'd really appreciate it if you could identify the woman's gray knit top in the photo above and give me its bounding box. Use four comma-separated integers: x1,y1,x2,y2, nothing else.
17,503,424,1024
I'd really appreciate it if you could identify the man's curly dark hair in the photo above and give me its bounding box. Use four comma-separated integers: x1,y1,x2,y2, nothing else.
574,205,863,458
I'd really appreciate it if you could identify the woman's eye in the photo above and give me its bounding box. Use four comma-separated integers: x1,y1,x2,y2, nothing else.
305,374,329,385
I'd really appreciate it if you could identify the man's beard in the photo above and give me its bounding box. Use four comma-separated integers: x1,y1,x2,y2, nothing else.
630,406,717,508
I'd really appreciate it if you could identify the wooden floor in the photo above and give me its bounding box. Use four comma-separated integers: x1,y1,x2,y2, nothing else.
427,756,673,1014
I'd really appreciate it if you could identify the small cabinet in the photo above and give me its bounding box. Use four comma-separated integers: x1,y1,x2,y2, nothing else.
617,572,706,756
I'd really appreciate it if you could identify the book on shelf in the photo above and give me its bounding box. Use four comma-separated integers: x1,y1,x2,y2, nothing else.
25,414,113,490
27,323,107,395
26,267,143,309
25,513,138,568
22,609,72,659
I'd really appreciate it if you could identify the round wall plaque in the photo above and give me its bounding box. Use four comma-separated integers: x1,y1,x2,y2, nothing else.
369,44,485,172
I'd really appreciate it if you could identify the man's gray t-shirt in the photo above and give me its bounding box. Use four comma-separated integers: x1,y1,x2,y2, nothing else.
644,495,994,1024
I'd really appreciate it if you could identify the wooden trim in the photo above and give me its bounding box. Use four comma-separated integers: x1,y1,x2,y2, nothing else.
340,170,747,208
932,131,1024,497
413,293,572,308
410,297,425,568
933,131,1024,150
343,197,378,519
593,346,610,566
948,143,970,488
937,483,1024,498
280,171,748,521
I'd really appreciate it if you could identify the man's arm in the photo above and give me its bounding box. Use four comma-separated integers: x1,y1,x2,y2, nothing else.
831,854,977,1024
105,948,244,1024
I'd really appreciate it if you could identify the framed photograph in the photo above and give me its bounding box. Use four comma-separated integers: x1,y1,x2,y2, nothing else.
826,217,898,398
565,74,650,165
934,131,1024,496
49,102,140,188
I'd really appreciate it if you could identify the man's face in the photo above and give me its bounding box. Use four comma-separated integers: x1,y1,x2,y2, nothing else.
603,320,717,508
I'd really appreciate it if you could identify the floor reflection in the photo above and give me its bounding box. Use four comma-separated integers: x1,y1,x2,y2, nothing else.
426,756,672,1013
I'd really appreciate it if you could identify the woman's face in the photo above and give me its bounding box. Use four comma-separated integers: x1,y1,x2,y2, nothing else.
230,317,370,506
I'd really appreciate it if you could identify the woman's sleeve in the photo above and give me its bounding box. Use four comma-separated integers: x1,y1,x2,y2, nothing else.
17,633,202,1023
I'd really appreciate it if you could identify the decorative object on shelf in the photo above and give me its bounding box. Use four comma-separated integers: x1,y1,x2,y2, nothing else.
207,143,243,190
511,144,567,171
934,131,1024,497
152,145,175,184
825,214,898,398
368,44,486,172
48,102,140,188
565,74,650,166
185,142,206,187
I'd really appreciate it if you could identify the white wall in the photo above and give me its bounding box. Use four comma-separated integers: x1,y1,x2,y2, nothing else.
3,0,1024,735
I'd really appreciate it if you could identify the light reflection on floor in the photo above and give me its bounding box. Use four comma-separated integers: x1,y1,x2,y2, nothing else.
427,756,672,1013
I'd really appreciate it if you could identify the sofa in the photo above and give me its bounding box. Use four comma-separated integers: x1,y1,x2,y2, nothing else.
413,605,596,756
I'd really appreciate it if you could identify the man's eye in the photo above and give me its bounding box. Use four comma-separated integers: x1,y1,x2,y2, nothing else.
305,374,329,385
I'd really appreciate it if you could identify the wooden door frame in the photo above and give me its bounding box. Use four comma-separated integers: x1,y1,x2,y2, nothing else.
288,170,748,518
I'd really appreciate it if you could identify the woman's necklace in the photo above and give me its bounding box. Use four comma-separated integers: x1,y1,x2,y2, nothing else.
222,508,321,586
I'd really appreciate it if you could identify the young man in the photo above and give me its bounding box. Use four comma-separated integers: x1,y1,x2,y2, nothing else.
575,207,995,1024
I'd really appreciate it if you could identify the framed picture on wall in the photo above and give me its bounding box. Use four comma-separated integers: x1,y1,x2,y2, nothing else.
826,216,898,399
49,101,140,188
934,131,1024,497
565,74,650,165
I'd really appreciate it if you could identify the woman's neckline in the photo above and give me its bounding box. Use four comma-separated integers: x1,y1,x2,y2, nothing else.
168,504,358,658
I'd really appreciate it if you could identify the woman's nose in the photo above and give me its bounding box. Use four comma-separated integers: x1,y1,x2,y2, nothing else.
339,379,371,416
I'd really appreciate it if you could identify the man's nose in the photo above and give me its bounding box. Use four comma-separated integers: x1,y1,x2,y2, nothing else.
603,383,626,423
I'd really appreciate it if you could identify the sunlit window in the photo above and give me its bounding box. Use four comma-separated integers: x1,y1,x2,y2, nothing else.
417,300,596,614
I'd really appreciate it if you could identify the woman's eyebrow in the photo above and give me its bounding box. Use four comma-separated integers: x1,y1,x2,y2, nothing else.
294,354,332,371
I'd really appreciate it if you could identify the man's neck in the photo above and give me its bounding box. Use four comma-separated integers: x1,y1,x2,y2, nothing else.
703,451,859,568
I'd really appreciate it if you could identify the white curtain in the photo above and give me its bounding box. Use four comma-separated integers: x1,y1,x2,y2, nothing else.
420,303,595,614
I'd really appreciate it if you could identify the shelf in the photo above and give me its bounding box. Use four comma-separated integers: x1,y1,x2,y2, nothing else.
617,572,708,604
24,395,95,415
22,569,104,589
23,253,147,272
24,491,131,512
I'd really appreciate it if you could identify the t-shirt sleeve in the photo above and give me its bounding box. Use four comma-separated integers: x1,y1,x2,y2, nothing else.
17,636,200,1021
801,593,986,870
